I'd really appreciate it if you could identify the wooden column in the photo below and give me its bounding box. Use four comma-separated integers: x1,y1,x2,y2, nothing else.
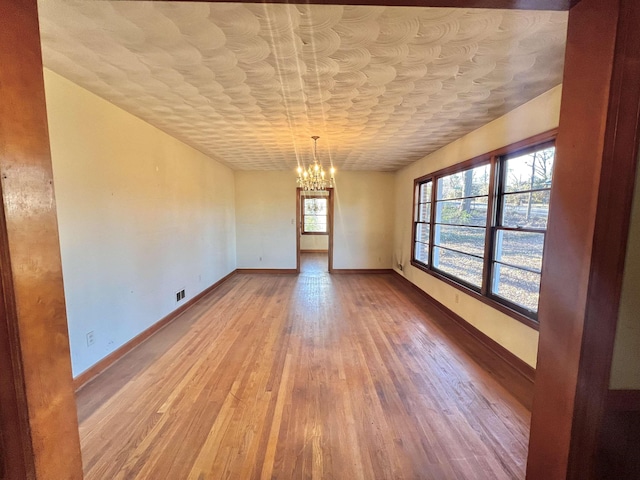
0,0,83,479
528,0,640,477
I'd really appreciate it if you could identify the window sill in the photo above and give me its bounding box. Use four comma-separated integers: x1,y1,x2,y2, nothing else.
301,232,328,236
410,260,540,331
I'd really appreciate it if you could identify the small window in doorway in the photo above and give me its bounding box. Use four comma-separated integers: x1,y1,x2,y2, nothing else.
302,196,328,234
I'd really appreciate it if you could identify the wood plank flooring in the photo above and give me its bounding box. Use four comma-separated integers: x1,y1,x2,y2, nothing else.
76,254,531,479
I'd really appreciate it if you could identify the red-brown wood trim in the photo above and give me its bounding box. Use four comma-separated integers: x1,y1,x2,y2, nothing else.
0,186,31,480
415,129,558,185
332,269,395,274
481,155,498,296
74,270,238,391
527,0,624,477
393,272,536,384
296,188,301,274
0,0,84,478
411,128,558,330
410,260,540,330
328,188,334,273
607,390,640,412
566,0,640,476
236,269,298,274
158,0,574,11
410,130,558,324
300,249,329,253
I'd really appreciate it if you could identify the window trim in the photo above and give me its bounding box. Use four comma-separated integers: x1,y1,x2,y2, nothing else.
301,195,329,235
410,130,557,330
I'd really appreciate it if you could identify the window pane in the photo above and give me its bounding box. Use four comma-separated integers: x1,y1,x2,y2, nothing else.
418,203,431,222
437,164,490,200
304,198,327,215
435,197,488,226
494,230,545,272
433,246,484,288
304,216,326,232
501,190,550,228
504,147,555,193
492,263,541,313
415,223,430,244
434,225,485,257
420,182,432,203
414,242,429,265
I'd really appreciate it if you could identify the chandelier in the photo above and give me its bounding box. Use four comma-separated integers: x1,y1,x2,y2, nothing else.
296,136,335,191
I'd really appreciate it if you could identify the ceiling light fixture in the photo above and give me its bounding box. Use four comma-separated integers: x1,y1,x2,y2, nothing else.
296,136,335,191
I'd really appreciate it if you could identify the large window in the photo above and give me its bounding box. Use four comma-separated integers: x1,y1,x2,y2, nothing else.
302,196,328,234
411,134,555,325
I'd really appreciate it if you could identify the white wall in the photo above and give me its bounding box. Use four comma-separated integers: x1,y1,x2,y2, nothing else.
44,69,237,377
393,85,563,368
334,171,395,269
300,235,328,251
610,152,640,389
235,171,297,269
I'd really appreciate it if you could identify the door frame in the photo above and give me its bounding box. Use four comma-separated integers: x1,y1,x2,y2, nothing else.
296,187,334,273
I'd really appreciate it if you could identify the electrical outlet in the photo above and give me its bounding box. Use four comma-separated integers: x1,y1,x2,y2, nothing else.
86,331,95,347
259,256,262,262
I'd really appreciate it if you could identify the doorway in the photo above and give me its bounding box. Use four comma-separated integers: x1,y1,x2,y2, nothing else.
296,188,334,274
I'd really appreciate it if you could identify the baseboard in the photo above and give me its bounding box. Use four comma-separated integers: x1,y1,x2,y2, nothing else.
73,270,237,391
236,269,297,274
332,269,394,274
300,249,328,253
608,390,640,411
392,272,536,384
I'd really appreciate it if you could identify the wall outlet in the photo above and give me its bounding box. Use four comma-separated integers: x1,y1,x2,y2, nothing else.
86,331,95,347
259,256,262,262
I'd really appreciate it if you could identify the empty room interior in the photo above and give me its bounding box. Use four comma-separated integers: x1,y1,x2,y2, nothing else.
1,0,639,479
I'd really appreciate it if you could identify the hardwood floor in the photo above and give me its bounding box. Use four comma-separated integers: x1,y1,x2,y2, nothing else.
76,257,531,479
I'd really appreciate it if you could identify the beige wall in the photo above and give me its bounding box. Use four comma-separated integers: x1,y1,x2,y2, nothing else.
44,69,237,377
393,85,563,367
235,171,395,270
235,171,297,269
610,153,640,389
333,171,395,269
300,234,328,251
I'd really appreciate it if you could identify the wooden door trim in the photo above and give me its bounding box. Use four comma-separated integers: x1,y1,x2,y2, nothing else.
297,188,334,273
567,0,640,476
296,188,301,274
328,188,334,273
0,0,83,478
528,0,640,478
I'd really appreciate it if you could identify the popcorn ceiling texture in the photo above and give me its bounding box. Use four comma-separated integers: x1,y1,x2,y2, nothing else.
38,2,568,172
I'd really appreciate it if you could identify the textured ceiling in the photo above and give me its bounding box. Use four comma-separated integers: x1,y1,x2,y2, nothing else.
37,2,568,171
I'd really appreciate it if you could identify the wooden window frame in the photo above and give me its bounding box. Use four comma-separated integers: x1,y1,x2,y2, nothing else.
301,195,329,235
411,130,557,330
